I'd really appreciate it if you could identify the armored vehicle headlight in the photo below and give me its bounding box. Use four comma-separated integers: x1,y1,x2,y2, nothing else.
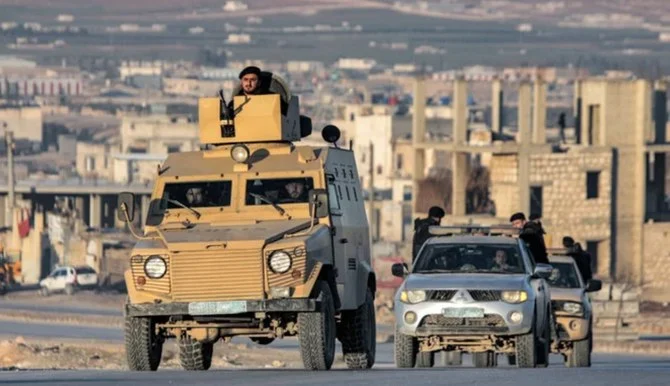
563,302,583,315
501,290,528,304
269,251,292,274
400,290,426,304
231,144,250,163
144,256,167,279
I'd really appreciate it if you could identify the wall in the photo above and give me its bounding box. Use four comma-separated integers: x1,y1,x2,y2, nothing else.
120,114,198,154
0,105,43,142
75,142,116,180
642,222,670,302
490,148,613,277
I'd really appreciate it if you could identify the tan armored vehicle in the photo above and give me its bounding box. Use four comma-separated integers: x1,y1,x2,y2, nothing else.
117,73,376,371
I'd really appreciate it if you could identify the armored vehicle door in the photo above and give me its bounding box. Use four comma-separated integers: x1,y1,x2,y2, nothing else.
326,174,348,285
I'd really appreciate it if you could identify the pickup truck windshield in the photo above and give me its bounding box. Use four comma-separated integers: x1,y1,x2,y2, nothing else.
162,181,232,208
245,177,314,205
414,243,525,274
547,262,581,288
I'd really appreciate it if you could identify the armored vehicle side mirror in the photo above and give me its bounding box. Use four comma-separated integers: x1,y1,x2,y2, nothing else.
586,279,602,292
300,115,312,137
391,263,408,278
117,192,136,222
309,189,329,218
532,263,553,279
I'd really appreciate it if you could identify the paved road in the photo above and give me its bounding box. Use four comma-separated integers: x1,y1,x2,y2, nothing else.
1,353,669,385
0,299,122,317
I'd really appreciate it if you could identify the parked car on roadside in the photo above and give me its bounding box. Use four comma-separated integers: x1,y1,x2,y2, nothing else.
39,265,99,296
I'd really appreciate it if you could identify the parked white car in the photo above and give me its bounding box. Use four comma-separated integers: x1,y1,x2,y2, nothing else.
39,265,99,296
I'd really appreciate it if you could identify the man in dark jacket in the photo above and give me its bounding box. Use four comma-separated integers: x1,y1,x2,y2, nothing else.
510,212,549,265
412,206,445,263
562,236,593,282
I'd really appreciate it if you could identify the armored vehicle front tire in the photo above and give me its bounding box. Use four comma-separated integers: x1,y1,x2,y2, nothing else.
473,351,497,368
298,280,336,370
125,316,163,371
393,328,417,368
339,287,376,369
178,335,214,371
566,335,591,368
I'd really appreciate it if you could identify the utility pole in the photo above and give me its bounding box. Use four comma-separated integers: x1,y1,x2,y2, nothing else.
369,142,375,242
5,130,15,213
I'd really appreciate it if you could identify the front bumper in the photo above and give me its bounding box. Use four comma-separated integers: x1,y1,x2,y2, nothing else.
556,315,590,341
395,300,535,337
125,298,321,317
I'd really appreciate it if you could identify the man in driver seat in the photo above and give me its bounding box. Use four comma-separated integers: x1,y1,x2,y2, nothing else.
280,181,307,203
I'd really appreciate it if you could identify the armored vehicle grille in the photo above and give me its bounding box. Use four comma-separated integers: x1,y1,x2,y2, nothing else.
131,257,171,294
170,249,264,302
468,290,501,302
428,290,457,301
421,314,506,328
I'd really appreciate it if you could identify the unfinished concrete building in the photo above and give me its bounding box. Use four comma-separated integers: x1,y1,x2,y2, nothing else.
411,76,670,301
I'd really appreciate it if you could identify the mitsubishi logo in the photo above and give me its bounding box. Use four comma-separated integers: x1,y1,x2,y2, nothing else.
452,290,472,303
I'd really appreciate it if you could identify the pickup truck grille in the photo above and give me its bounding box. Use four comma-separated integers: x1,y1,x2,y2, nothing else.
427,290,501,302
421,314,506,328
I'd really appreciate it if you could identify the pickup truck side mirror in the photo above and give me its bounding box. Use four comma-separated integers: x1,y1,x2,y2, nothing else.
392,262,408,278
532,263,553,279
586,279,602,292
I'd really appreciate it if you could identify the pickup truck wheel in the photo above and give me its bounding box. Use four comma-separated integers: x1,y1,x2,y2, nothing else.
298,280,336,370
415,351,434,368
473,351,496,367
39,287,49,297
393,328,417,368
340,288,376,369
178,335,213,371
125,316,162,371
515,330,537,368
536,316,551,368
567,335,591,367
64,284,75,295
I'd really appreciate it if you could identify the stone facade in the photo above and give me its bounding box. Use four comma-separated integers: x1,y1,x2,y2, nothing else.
642,222,670,301
490,148,612,277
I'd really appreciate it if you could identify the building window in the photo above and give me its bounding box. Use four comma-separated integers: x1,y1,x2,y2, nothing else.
530,186,543,218
377,165,382,175
403,185,412,201
585,240,599,275
167,144,181,153
586,171,600,199
85,156,96,172
396,154,404,171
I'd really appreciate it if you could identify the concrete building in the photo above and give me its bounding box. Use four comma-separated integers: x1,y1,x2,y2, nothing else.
410,75,670,302
119,113,199,154
0,103,43,143
0,67,83,97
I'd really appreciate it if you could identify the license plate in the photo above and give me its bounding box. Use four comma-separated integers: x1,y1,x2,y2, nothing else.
188,301,248,315
442,307,484,318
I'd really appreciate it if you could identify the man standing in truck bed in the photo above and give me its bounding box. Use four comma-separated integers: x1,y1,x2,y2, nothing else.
412,206,445,263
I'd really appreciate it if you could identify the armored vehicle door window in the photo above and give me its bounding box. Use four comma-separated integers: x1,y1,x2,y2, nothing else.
162,181,232,208
245,177,314,205
413,243,525,274
546,262,581,289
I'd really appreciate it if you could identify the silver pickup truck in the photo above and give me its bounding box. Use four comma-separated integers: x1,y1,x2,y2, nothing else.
392,226,554,368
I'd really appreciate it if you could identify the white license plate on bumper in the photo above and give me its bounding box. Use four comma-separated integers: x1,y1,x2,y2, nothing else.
442,307,485,318
188,301,248,315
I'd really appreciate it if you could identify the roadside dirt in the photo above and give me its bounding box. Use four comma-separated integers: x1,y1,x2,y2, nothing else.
0,336,306,370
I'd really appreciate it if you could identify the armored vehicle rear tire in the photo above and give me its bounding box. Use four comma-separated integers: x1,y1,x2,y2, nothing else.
415,351,434,368
340,287,376,369
178,335,214,371
298,280,336,370
394,328,417,368
440,351,462,366
566,335,591,368
473,351,497,367
125,316,162,371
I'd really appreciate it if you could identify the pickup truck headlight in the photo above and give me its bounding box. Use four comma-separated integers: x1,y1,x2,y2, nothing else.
501,290,528,304
563,302,584,315
400,290,426,304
